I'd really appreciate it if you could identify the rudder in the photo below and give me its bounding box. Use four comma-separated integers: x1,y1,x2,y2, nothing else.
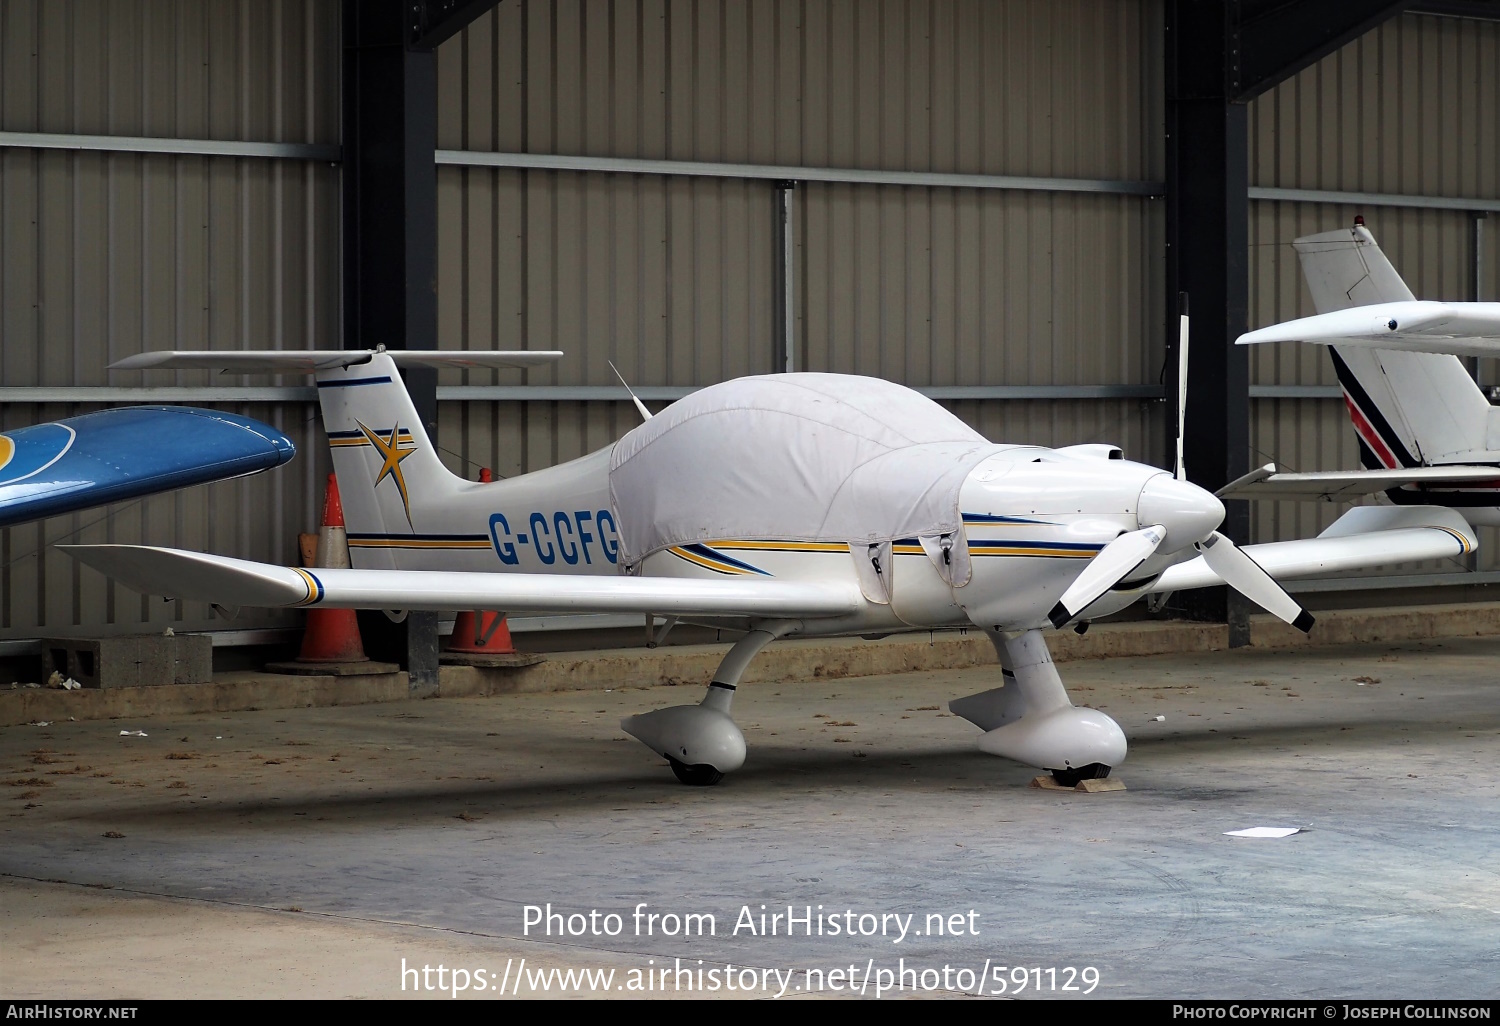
1294,224,1493,466
315,354,467,567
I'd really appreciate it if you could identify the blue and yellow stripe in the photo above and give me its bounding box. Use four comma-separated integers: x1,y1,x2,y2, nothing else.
668,543,774,576
1433,525,1474,555
967,539,1103,559
347,532,492,551
290,567,324,605
668,533,1105,574
327,428,416,450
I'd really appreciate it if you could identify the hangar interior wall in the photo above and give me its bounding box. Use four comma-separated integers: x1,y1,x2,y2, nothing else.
0,0,339,639
433,0,1166,478
0,1,1495,644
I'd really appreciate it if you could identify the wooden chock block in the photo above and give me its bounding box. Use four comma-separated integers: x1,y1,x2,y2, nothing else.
1030,775,1126,793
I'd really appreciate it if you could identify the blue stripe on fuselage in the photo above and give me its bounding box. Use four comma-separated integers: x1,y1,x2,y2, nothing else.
317,376,394,389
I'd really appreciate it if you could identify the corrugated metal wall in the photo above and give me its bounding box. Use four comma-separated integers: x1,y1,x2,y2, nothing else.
433,0,1167,480
1247,12,1500,572
0,0,340,640
3,1,1497,645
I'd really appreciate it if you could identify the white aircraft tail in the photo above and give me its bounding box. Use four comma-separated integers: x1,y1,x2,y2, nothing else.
1293,224,1495,467
314,355,469,560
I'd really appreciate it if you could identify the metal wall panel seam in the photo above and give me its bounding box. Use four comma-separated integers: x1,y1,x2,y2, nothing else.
1250,185,1500,213
9,150,1496,208
0,131,339,161
0,384,1168,403
437,151,1500,212
434,148,1164,195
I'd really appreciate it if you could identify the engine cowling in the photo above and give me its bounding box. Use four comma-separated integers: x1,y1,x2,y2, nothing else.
954,451,1222,630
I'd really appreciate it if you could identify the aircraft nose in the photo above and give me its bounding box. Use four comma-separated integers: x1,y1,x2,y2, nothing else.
1137,474,1224,551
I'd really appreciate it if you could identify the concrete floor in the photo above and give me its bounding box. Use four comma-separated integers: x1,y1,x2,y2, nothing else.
2,636,1497,1000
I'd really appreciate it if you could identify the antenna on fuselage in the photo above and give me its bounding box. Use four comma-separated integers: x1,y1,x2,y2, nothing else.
1175,292,1190,481
609,360,653,423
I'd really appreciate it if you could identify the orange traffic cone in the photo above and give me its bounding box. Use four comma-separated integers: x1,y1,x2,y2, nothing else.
297,474,368,662
269,474,390,674
446,609,516,654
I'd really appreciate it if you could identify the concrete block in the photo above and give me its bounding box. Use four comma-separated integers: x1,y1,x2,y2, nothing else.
136,636,174,688
172,634,213,684
41,634,213,689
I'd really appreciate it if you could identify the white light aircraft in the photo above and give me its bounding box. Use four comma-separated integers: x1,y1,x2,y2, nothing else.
64,335,1475,787
1226,220,1500,516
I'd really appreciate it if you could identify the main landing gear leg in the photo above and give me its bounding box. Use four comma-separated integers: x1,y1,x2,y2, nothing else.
948,629,1127,784
621,620,801,786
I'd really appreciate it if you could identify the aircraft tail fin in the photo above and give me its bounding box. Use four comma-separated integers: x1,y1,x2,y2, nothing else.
312,354,471,567
1292,224,1496,467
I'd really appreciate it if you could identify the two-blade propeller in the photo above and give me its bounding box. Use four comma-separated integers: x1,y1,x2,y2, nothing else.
1047,522,1317,634
1049,293,1315,635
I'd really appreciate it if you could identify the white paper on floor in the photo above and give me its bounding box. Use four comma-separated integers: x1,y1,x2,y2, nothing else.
1224,826,1301,838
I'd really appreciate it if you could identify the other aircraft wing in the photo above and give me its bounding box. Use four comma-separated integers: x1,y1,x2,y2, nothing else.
1138,506,1476,594
1236,301,1500,358
1218,463,1500,501
0,407,294,529
57,544,864,620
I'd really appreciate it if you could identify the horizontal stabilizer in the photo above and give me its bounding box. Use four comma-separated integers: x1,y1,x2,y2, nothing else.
1237,301,1500,358
110,349,564,373
59,545,863,619
1136,506,1476,595
1218,463,1500,501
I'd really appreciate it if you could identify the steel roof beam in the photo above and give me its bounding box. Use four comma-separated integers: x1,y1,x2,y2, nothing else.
407,0,503,51
1230,1,1413,101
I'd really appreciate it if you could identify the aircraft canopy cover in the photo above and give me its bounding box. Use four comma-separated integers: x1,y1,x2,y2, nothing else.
607,373,998,567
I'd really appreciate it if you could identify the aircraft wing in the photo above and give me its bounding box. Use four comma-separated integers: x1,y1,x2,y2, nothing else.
0,407,294,529
58,544,865,619
1218,463,1500,501
1140,506,1476,594
111,349,564,373
1236,301,1500,358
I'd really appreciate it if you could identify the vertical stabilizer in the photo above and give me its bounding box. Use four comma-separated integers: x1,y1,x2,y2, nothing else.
314,353,467,568
1293,225,1494,466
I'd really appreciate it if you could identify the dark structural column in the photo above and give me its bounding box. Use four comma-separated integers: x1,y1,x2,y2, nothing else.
1164,0,1414,646
341,0,500,693
1164,1,1252,644
773,181,797,373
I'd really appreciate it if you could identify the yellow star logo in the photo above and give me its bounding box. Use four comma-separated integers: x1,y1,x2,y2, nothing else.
357,420,417,528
